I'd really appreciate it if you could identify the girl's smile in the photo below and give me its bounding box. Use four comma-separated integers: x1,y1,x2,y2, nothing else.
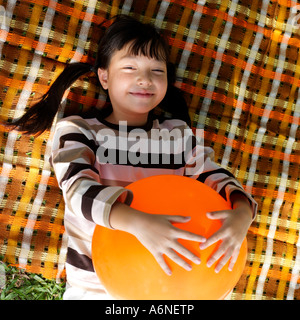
129,90,154,98
97,43,168,126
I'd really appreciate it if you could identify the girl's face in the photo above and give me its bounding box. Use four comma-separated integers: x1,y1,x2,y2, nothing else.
98,43,168,126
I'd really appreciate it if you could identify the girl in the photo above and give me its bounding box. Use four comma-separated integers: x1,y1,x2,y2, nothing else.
8,15,257,299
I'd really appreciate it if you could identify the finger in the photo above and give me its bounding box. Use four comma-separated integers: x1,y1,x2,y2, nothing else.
199,231,223,250
165,248,192,272
214,248,234,273
206,243,227,269
175,227,206,243
153,253,172,276
206,210,229,220
166,215,191,223
163,215,206,242
228,248,240,271
173,242,201,265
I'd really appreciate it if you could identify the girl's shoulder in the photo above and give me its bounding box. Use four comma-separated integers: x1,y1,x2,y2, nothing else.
55,112,107,139
57,107,112,128
57,114,94,130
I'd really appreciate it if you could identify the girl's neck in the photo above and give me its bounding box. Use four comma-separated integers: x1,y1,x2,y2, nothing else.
104,111,149,127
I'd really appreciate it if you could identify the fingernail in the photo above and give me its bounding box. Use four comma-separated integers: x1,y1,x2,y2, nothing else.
195,258,201,264
187,265,192,271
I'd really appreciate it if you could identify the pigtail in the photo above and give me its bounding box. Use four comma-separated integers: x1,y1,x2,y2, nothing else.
158,85,191,127
156,62,191,127
7,62,93,135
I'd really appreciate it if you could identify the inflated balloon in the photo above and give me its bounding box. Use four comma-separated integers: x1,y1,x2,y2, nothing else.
92,175,247,300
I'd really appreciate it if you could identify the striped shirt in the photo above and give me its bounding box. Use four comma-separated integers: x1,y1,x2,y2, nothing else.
51,111,257,294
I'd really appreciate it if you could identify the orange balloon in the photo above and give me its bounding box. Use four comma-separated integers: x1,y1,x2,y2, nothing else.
92,175,247,300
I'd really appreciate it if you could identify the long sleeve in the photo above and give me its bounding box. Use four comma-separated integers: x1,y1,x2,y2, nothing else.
183,125,257,218
51,116,133,228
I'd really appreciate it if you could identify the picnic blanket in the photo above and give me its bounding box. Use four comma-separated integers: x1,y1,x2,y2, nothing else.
0,0,299,300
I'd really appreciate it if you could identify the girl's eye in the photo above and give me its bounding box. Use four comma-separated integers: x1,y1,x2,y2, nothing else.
152,69,165,74
123,66,136,70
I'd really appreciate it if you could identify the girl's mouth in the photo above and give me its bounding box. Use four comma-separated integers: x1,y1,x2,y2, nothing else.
129,91,154,98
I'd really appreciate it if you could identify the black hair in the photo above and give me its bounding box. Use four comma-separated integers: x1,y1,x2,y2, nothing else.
6,15,190,135
94,15,170,70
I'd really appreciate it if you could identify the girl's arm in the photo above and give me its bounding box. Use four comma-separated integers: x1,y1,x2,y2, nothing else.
184,124,257,218
199,191,253,273
109,201,206,276
196,150,255,272
184,126,257,272
51,116,132,228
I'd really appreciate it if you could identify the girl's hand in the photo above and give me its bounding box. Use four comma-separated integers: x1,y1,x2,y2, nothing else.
109,202,206,276
199,195,253,273
130,212,206,275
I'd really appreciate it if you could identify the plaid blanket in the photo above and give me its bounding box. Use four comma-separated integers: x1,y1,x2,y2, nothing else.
0,0,299,300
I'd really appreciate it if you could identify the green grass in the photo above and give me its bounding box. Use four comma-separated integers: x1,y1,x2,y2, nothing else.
0,262,66,300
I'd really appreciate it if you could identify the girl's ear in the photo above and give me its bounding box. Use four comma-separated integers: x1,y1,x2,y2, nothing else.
97,68,108,90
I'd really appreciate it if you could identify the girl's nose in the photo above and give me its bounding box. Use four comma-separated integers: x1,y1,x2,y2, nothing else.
137,71,152,87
